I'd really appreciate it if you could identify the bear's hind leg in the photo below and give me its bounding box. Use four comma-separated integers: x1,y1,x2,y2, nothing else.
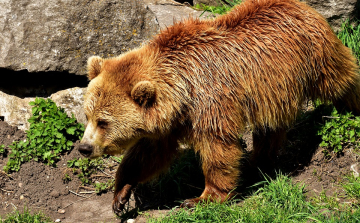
333,81,360,116
251,128,287,171
181,139,243,208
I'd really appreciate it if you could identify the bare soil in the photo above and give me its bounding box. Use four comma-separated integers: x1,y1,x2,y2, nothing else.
0,108,359,223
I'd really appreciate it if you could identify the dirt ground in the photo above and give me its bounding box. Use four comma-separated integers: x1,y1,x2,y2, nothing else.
0,109,359,223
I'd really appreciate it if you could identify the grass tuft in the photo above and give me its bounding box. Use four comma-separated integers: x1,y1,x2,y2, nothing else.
0,208,51,223
337,20,360,62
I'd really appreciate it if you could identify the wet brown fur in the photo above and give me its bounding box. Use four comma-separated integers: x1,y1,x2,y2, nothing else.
82,0,360,213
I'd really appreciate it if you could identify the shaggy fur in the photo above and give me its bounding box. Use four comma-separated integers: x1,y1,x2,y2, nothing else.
80,0,360,214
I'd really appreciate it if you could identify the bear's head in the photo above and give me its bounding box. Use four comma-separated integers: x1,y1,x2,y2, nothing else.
78,51,158,158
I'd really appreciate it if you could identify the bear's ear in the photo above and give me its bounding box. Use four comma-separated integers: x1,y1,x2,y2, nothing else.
131,81,156,106
87,56,104,80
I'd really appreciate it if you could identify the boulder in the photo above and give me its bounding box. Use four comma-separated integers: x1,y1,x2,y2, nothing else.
0,0,160,75
305,0,360,32
0,0,216,130
0,88,86,131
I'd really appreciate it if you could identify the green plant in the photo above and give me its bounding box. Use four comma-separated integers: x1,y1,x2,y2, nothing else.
317,107,360,154
3,98,84,172
338,20,360,62
194,0,242,16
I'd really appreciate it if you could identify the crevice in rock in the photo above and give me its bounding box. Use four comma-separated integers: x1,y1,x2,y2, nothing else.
0,117,4,121
174,0,194,6
0,69,89,98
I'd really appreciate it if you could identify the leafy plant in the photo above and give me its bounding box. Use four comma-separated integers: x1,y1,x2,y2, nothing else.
194,0,242,16
3,98,84,172
317,106,360,154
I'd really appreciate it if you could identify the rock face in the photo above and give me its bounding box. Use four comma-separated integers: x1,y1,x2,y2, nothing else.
305,0,360,31
0,0,159,75
0,88,86,130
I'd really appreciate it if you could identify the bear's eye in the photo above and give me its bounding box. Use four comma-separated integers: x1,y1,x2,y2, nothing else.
97,120,108,129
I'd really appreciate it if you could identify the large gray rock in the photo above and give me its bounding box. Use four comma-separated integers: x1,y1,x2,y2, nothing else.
0,0,159,75
305,0,360,32
0,88,86,130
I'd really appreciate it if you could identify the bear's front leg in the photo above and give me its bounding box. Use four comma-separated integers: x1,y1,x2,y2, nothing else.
181,139,243,208
112,137,178,215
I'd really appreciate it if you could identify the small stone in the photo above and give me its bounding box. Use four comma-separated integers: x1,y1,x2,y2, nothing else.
58,209,66,214
60,188,69,195
50,190,60,198
18,183,22,188
55,219,61,222
351,163,359,178
19,195,24,200
127,219,135,223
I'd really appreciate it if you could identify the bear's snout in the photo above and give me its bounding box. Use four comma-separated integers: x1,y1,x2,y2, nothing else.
78,144,94,157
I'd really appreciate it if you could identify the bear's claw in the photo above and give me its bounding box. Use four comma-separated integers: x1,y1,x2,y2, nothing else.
180,198,202,209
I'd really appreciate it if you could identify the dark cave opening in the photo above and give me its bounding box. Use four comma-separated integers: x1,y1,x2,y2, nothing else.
174,0,194,5
0,69,89,98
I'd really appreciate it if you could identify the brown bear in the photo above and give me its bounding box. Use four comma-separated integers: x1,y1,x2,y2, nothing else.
78,0,360,214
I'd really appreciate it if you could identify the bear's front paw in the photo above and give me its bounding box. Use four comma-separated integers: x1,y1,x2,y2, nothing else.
112,184,133,215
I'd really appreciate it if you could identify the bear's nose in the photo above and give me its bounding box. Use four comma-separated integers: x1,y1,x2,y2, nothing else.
78,144,94,157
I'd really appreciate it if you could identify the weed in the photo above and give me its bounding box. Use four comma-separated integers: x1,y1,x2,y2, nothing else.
67,157,105,184
62,173,72,183
95,179,115,194
3,98,84,173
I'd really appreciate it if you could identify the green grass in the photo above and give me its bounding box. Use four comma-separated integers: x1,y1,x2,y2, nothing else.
0,208,51,223
337,20,360,62
148,174,360,222
342,174,360,201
